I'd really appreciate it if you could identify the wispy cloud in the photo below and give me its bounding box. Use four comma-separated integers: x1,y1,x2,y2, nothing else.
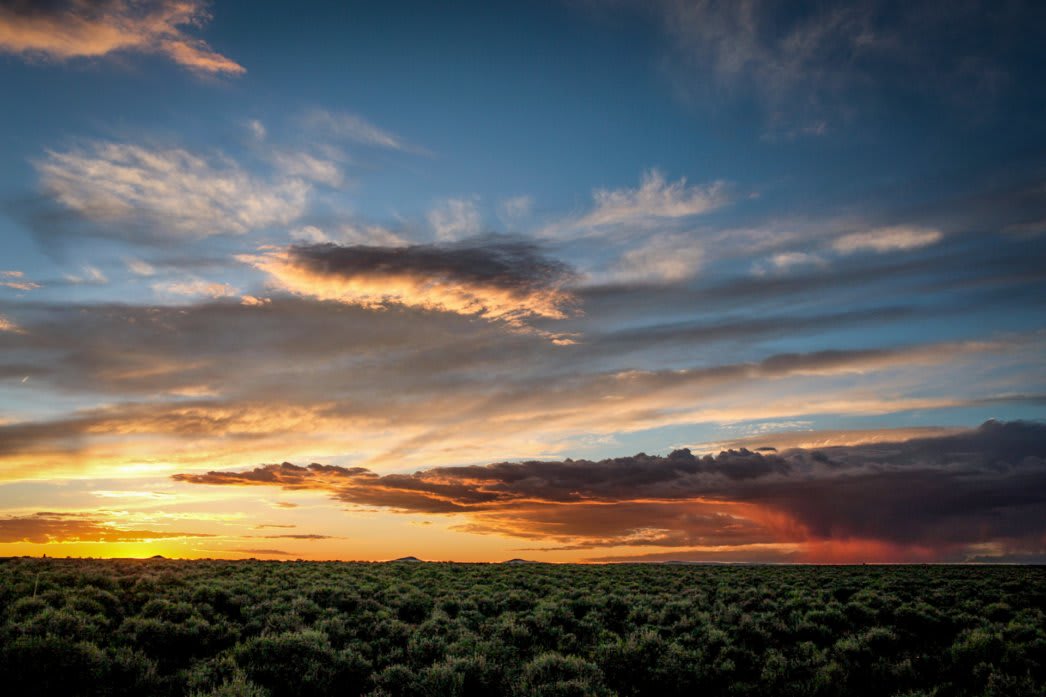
269,151,343,187
290,223,406,247
549,169,727,238
428,197,482,242
36,140,310,239
64,266,108,284
125,258,156,276
833,225,943,254
640,0,1041,132
153,278,237,300
0,270,40,291
607,233,704,284
499,195,534,223
304,108,422,153
751,251,827,276
0,0,244,75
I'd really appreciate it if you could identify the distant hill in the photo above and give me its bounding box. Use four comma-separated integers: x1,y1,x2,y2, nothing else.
390,556,423,562
502,558,536,564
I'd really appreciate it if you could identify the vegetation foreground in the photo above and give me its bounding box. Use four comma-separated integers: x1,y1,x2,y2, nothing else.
0,558,1043,696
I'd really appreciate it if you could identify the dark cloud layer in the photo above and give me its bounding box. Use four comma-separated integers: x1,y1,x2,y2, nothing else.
175,421,1046,561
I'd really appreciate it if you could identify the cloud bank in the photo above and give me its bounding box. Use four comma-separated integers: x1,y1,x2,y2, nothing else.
174,421,1046,562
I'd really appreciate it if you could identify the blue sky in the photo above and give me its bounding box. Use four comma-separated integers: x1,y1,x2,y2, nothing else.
0,0,1043,562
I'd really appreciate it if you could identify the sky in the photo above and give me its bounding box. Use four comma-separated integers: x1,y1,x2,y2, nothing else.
0,0,1044,563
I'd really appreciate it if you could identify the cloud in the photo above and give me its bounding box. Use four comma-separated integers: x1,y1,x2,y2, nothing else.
35,140,310,239
0,512,214,543
428,198,482,242
232,548,294,556
638,0,1045,132
304,109,420,153
270,151,343,187
694,425,962,453
174,421,1046,562
64,265,108,284
0,270,40,291
290,223,406,247
608,233,704,283
499,195,534,222
0,314,24,333
833,225,943,254
125,258,156,276
550,170,727,238
153,278,237,299
751,251,826,276
653,1,872,98
246,119,266,141
0,0,243,75
254,533,335,540
0,287,1035,479
241,238,578,329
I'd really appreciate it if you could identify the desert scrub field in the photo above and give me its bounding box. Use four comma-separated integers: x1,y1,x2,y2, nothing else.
0,558,1043,696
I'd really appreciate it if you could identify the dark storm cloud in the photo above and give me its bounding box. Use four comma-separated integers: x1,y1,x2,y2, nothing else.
174,421,1046,559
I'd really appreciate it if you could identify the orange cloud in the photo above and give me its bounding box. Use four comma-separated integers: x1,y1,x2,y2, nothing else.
0,314,24,333
0,512,214,544
0,0,244,75
0,270,40,291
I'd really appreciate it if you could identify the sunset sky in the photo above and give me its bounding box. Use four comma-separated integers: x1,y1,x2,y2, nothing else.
0,0,1044,563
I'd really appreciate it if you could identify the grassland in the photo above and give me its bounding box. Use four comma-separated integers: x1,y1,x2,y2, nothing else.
0,558,1043,696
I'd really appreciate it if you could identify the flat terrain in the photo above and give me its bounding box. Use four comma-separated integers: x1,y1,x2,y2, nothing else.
0,558,1043,696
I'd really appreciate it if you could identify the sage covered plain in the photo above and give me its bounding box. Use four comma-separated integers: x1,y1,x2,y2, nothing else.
1,559,1043,696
